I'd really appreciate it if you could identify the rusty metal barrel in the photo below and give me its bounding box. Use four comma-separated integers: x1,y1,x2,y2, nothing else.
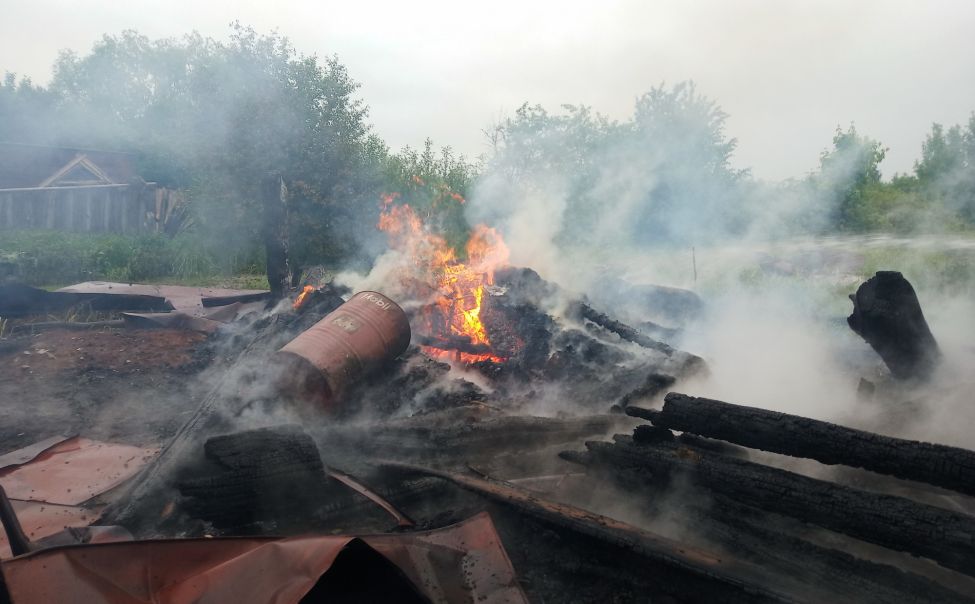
274,291,411,412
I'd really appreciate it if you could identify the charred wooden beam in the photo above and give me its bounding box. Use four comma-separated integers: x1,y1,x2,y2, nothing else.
328,414,627,460
413,334,493,355
628,393,975,497
569,301,674,355
378,460,797,603
567,434,975,576
848,271,941,381
587,462,975,604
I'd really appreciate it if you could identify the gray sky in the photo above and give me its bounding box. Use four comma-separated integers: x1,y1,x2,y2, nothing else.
2,0,974,180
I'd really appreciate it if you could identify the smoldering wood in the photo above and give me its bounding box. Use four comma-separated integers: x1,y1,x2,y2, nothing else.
569,301,675,355
567,433,975,576
591,462,975,604
98,299,347,531
178,426,331,533
413,334,493,355
847,271,941,381
378,460,797,604
261,174,291,299
628,393,975,497
617,373,676,408
324,412,628,460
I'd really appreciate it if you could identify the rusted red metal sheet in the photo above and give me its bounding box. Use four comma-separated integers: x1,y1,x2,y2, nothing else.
0,437,159,505
56,282,269,316
0,436,73,472
0,500,103,558
1,512,528,604
121,301,265,333
275,291,411,411
121,312,223,334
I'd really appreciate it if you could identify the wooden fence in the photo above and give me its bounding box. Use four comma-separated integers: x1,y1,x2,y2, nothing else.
0,183,181,234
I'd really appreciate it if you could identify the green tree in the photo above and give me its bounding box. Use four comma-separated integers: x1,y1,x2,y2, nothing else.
0,73,57,143
39,25,386,269
813,124,887,230
914,117,975,223
380,139,479,251
478,82,744,248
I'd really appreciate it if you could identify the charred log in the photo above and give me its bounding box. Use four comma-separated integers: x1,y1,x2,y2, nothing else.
570,301,675,355
413,334,493,356
585,463,974,603
99,305,346,531
567,433,975,575
177,426,331,533
617,373,677,408
847,271,941,381
378,461,796,603
326,412,627,461
629,393,975,497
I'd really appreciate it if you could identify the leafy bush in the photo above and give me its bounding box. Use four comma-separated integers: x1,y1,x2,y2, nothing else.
0,230,264,286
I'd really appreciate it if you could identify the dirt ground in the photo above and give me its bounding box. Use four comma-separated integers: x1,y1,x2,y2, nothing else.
0,327,208,456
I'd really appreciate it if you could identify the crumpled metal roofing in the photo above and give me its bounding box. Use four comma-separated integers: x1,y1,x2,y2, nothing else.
1,512,528,604
0,437,158,506
56,282,269,316
0,436,158,558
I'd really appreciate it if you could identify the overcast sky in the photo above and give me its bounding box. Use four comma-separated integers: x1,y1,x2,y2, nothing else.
2,0,974,180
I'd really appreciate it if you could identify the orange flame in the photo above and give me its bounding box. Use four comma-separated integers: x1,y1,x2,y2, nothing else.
377,196,510,364
293,285,316,310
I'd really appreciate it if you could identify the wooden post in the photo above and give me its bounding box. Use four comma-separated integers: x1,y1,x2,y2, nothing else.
261,174,291,299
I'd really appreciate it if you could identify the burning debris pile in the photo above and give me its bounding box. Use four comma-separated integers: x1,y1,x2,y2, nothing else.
312,196,706,418
1,195,974,602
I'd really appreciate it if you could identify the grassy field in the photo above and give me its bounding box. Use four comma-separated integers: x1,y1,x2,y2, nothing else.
0,230,267,289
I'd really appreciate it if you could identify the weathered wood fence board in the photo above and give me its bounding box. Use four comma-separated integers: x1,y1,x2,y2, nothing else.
0,184,161,234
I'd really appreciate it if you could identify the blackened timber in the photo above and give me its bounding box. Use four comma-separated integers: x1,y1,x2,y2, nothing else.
413,334,493,355
178,426,331,533
378,460,797,603
583,461,975,604
628,393,975,497
99,316,292,530
571,301,675,355
575,435,975,576
261,174,291,299
848,271,941,381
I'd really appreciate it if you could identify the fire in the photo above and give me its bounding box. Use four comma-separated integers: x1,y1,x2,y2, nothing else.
293,285,315,310
377,195,510,364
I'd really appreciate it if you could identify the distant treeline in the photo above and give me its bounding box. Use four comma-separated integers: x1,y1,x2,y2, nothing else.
1,26,973,278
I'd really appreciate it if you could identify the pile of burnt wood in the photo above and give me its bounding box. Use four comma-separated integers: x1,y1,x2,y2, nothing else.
560,392,975,602
96,391,975,603
75,270,975,602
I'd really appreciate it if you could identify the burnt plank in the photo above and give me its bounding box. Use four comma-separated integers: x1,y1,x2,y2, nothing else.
571,433,975,576
628,393,975,497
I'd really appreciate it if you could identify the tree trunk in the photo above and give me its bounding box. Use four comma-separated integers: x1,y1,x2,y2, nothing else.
628,393,975,497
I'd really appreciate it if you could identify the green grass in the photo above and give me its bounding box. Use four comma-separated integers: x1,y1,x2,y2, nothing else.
0,230,267,288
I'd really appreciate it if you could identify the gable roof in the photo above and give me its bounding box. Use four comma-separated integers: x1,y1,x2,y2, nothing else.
0,142,140,189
